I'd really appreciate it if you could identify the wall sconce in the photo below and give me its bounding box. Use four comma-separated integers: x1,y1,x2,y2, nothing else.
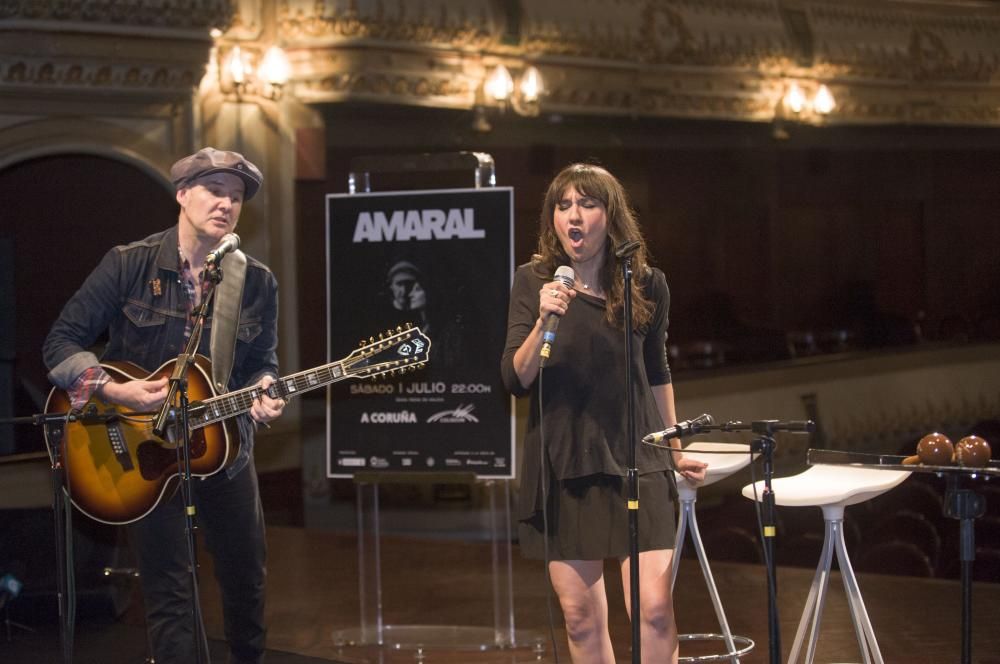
218,43,291,101
778,80,836,120
474,62,545,131
772,79,836,138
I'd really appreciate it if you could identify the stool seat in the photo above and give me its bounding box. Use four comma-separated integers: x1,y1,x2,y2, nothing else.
741,463,912,664
741,464,910,509
676,441,755,488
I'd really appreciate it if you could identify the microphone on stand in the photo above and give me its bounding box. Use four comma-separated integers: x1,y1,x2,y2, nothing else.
205,233,240,265
643,413,715,444
539,265,576,363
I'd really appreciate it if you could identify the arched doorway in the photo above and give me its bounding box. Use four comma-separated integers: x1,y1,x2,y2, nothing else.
0,154,176,454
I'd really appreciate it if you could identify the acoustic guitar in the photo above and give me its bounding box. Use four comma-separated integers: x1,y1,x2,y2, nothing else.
44,325,430,525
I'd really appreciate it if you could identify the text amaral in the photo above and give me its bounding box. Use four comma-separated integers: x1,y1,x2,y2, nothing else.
353,208,486,242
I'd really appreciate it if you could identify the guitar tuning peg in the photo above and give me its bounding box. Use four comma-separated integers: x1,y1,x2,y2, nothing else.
378,332,384,340
358,340,365,347
369,336,375,343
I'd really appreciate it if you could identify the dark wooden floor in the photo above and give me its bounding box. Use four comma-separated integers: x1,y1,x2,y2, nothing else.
4,525,1000,663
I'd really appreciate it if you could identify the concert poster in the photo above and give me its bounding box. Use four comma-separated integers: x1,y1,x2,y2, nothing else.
325,188,514,478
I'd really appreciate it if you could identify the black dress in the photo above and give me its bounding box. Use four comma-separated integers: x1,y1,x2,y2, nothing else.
500,263,677,560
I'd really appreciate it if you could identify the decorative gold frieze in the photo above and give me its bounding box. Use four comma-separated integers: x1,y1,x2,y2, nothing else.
277,0,497,49
0,57,198,92
806,1,1000,83
0,0,233,32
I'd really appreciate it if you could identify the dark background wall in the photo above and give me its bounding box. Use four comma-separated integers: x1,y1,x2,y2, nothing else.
293,103,1000,376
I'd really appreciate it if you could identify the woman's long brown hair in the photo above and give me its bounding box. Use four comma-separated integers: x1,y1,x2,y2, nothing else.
531,163,654,329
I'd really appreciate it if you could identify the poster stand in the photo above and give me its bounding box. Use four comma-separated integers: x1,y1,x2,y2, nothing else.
329,153,542,654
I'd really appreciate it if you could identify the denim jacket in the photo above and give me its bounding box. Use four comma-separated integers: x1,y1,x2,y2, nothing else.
42,225,280,477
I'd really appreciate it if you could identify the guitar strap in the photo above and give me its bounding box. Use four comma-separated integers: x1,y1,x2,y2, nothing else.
209,249,247,394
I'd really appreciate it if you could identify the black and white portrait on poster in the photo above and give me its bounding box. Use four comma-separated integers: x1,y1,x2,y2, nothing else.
325,187,514,478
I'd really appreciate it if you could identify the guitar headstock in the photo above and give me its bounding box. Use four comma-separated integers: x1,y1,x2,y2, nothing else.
344,324,431,380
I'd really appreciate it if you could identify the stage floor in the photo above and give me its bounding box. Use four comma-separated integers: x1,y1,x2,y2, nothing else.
6,525,998,664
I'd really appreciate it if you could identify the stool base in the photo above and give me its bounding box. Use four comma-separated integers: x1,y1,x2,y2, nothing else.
790,517,883,664
674,499,752,663
679,633,755,663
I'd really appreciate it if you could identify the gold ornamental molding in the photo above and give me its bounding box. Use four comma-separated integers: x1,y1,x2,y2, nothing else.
271,0,1000,127
0,0,234,34
3,0,1000,125
0,0,234,99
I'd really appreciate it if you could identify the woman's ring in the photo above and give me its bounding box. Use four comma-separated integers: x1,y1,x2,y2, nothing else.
549,289,558,297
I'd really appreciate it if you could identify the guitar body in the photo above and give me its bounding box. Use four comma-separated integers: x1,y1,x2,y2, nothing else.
44,356,239,525
43,324,432,525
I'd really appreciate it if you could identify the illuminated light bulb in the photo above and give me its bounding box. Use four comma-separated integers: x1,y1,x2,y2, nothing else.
228,45,246,85
813,84,836,115
260,45,291,86
785,81,806,114
519,66,543,103
484,64,514,102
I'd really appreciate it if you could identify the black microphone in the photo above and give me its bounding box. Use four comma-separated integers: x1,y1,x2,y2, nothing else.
539,265,575,363
205,233,240,265
643,413,714,444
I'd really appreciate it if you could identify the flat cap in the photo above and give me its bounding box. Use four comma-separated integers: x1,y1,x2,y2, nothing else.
170,147,263,200
387,260,423,282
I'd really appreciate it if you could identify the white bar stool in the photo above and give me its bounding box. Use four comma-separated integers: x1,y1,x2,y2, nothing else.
672,441,757,663
741,464,911,664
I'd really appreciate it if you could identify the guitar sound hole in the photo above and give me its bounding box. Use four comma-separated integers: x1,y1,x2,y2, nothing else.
136,435,208,481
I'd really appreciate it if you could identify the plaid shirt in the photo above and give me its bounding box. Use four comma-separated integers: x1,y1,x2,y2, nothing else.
178,246,216,339
65,245,212,409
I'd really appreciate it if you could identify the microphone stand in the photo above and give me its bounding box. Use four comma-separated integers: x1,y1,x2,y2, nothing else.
151,263,221,664
695,419,814,664
0,408,121,664
616,240,642,664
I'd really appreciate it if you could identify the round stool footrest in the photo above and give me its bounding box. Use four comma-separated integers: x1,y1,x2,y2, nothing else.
678,633,755,663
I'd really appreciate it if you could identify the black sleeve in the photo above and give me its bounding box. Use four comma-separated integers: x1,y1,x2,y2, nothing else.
643,268,672,386
500,265,539,397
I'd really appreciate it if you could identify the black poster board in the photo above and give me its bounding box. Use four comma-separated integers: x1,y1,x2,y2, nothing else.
325,187,514,478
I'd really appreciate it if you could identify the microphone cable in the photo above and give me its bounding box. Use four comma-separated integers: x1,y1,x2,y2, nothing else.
537,365,562,664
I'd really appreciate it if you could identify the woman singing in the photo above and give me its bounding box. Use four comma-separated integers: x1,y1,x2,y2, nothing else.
501,163,707,663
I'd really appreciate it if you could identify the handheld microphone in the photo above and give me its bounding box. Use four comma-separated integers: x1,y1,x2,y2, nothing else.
643,413,714,444
205,233,240,265
539,265,576,364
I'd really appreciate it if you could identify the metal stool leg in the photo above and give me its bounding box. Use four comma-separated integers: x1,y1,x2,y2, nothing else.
789,512,884,664
835,524,883,664
788,517,835,664
673,497,749,664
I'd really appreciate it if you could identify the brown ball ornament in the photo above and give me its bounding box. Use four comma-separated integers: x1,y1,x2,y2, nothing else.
917,432,954,466
954,436,992,468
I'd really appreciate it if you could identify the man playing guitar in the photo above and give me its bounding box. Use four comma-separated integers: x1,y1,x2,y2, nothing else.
42,147,284,664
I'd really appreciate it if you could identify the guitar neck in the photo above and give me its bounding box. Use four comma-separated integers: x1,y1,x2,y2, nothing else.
187,325,429,429
189,360,346,428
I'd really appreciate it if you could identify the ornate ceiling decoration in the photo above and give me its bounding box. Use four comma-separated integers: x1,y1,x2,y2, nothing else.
2,0,999,125
0,0,234,31
274,0,1000,126
0,0,233,98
